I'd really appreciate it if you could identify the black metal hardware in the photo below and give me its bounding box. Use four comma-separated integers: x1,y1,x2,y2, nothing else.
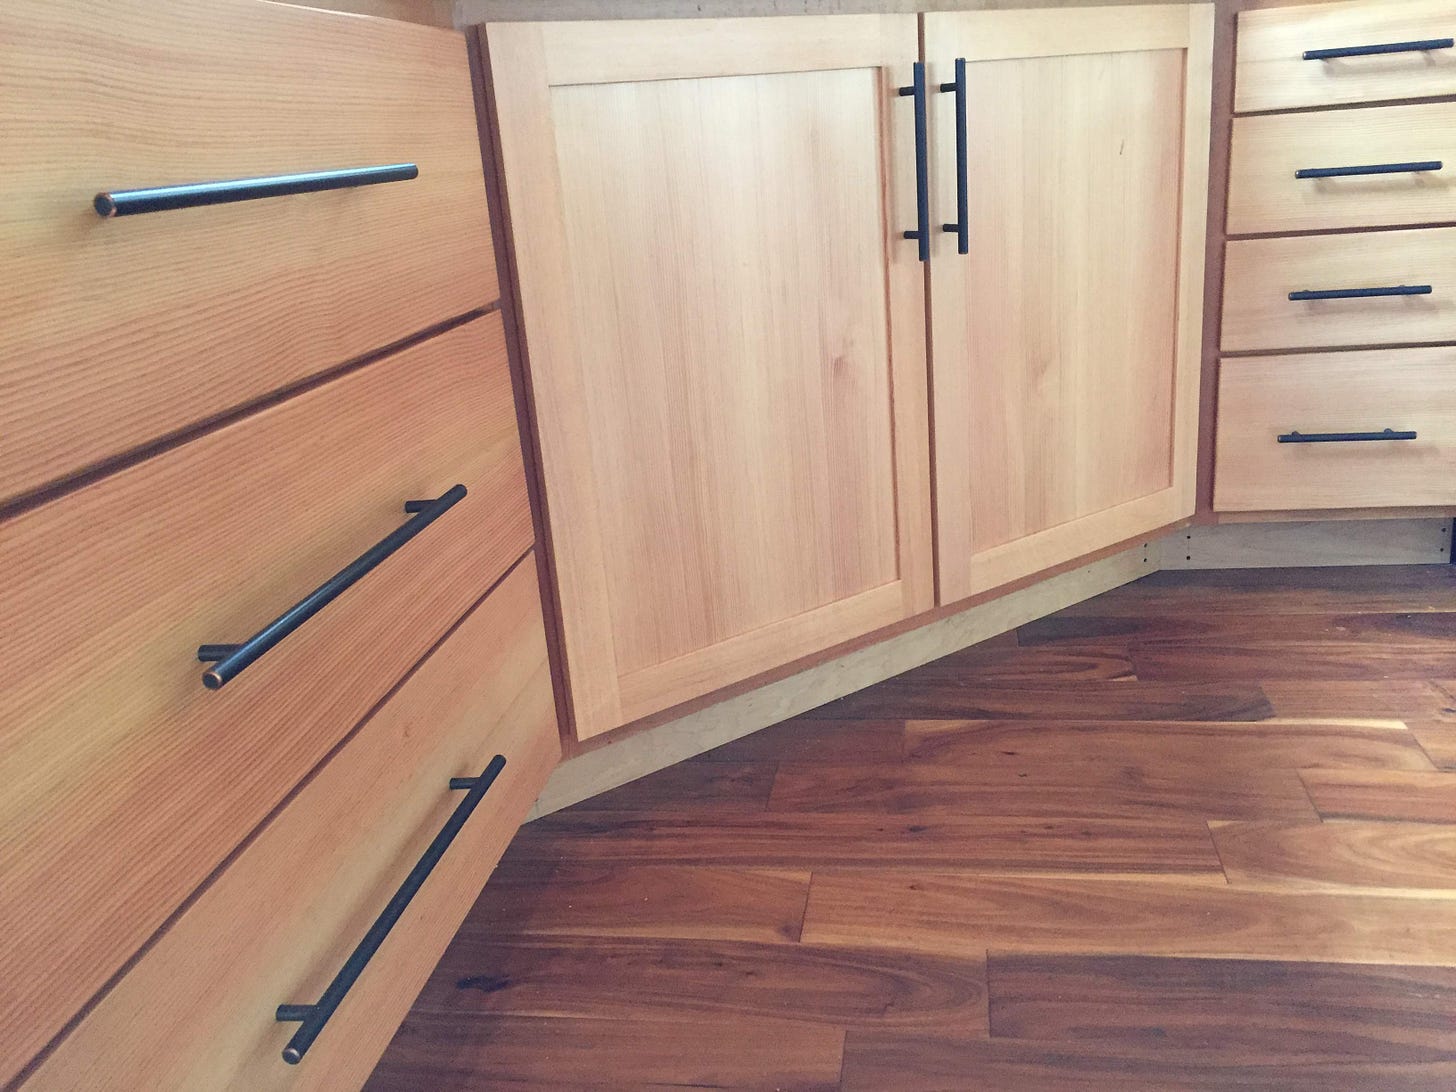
1296,161,1442,179
94,164,418,218
1289,284,1433,301
1305,38,1454,61
1278,429,1418,443
899,63,930,262
276,755,507,1065
939,58,969,256
198,484,466,690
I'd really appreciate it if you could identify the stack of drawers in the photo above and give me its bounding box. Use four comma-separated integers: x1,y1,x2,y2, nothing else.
1215,0,1456,514
1,1,559,1088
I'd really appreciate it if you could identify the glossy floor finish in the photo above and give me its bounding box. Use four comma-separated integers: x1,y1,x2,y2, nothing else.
367,566,1456,1091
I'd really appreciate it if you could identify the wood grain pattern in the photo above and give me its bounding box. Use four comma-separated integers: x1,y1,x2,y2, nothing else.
0,316,529,1085
1210,819,1456,893
27,557,560,1092
1302,768,1456,822
0,0,495,504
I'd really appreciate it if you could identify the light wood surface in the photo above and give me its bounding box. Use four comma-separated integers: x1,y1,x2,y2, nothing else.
463,0,1217,20
1214,348,1456,511
1228,102,1456,235
0,0,494,506
29,556,560,1091
486,16,933,739
1157,518,1453,567
1236,0,1456,114
277,0,455,25
926,5,1211,602
0,315,530,1084
1222,227,1456,352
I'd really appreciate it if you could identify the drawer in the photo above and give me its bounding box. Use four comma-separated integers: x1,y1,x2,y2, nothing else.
1237,0,1456,113
1215,348,1456,511
0,0,496,507
26,556,560,1091
1222,227,1456,352
1228,102,1456,234
0,315,530,1084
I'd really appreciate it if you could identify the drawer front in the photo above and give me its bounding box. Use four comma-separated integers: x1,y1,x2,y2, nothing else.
1228,102,1456,234
0,0,496,506
1215,348,1456,511
26,556,560,1092
1237,0,1456,113
1222,227,1456,352
0,315,530,1084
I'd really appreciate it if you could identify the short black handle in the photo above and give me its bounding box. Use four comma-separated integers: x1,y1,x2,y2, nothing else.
95,164,418,218
1278,429,1418,443
939,58,969,255
1289,284,1433,301
276,756,507,1065
1305,38,1454,61
198,484,466,689
1296,161,1442,179
899,63,930,263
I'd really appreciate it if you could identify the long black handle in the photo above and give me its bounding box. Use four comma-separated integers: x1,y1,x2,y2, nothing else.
95,164,418,218
1289,284,1433,301
198,485,466,689
1296,161,1442,179
1305,38,1454,61
939,58,969,255
899,63,930,262
276,756,507,1065
1278,429,1418,443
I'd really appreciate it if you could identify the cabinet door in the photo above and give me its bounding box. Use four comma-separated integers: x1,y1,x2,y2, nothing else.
487,17,932,739
925,6,1212,603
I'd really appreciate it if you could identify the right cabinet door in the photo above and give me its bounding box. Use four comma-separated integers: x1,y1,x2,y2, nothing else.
926,6,1212,603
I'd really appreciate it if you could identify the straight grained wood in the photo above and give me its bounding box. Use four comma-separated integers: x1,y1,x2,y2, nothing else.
1020,608,1456,645
1211,819,1456,894
1236,0,1456,113
366,1013,845,1092
801,679,1275,720
1228,102,1456,235
1130,638,1456,681
927,7,1210,601
802,872,1456,964
988,954,1456,1060
407,935,988,1033
1301,769,1456,822
0,0,495,504
28,559,560,1092
0,317,529,1085
903,645,1137,683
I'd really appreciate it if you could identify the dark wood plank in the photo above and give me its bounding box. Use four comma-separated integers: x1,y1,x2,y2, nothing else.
1258,679,1452,721
366,1014,845,1091
561,760,776,812
1020,609,1456,647
987,954,1456,1062
1211,820,1456,893
801,680,1274,721
1131,640,1456,682
687,718,906,764
1301,769,1456,824
902,645,1137,684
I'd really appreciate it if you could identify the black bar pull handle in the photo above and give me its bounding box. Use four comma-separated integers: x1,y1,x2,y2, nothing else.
1305,38,1454,61
1289,284,1433,301
899,62,931,262
95,163,418,218
198,484,466,690
1296,161,1442,179
1278,429,1418,443
276,756,507,1065
939,58,969,255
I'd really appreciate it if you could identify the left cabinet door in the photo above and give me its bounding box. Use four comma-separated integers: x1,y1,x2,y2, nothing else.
487,17,933,740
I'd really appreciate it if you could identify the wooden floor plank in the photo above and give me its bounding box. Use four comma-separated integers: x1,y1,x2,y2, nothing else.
560,760,776,813
1212,820,1456,894
1131,640,1456,682
688,718,906,764
1301,769,1456,824
1019,609,1456,647
1261,679,1452,720
899,645,1137,684
801,680,1275,721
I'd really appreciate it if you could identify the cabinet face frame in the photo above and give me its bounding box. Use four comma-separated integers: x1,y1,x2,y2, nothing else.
486,16,932,739
924,5,1213,604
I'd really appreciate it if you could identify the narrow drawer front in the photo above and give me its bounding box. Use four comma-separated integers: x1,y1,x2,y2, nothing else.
27,557,560,1092
0,315,530,1085
1237,0,1456,113
1228,102,1456,234
1215,348,1456,511
0,0,496,506
1222,227,1456,352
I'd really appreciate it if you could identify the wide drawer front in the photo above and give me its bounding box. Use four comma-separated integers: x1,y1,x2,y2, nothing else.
0,0,497,506
1228,102,1456,235
1215,348,1456,511
1222,226,1456,352
26,555,560,1092
1237,0,1456,113
0,314,530,1084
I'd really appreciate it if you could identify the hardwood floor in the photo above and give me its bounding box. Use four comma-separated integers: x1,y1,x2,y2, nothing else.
367,566,1456,1091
